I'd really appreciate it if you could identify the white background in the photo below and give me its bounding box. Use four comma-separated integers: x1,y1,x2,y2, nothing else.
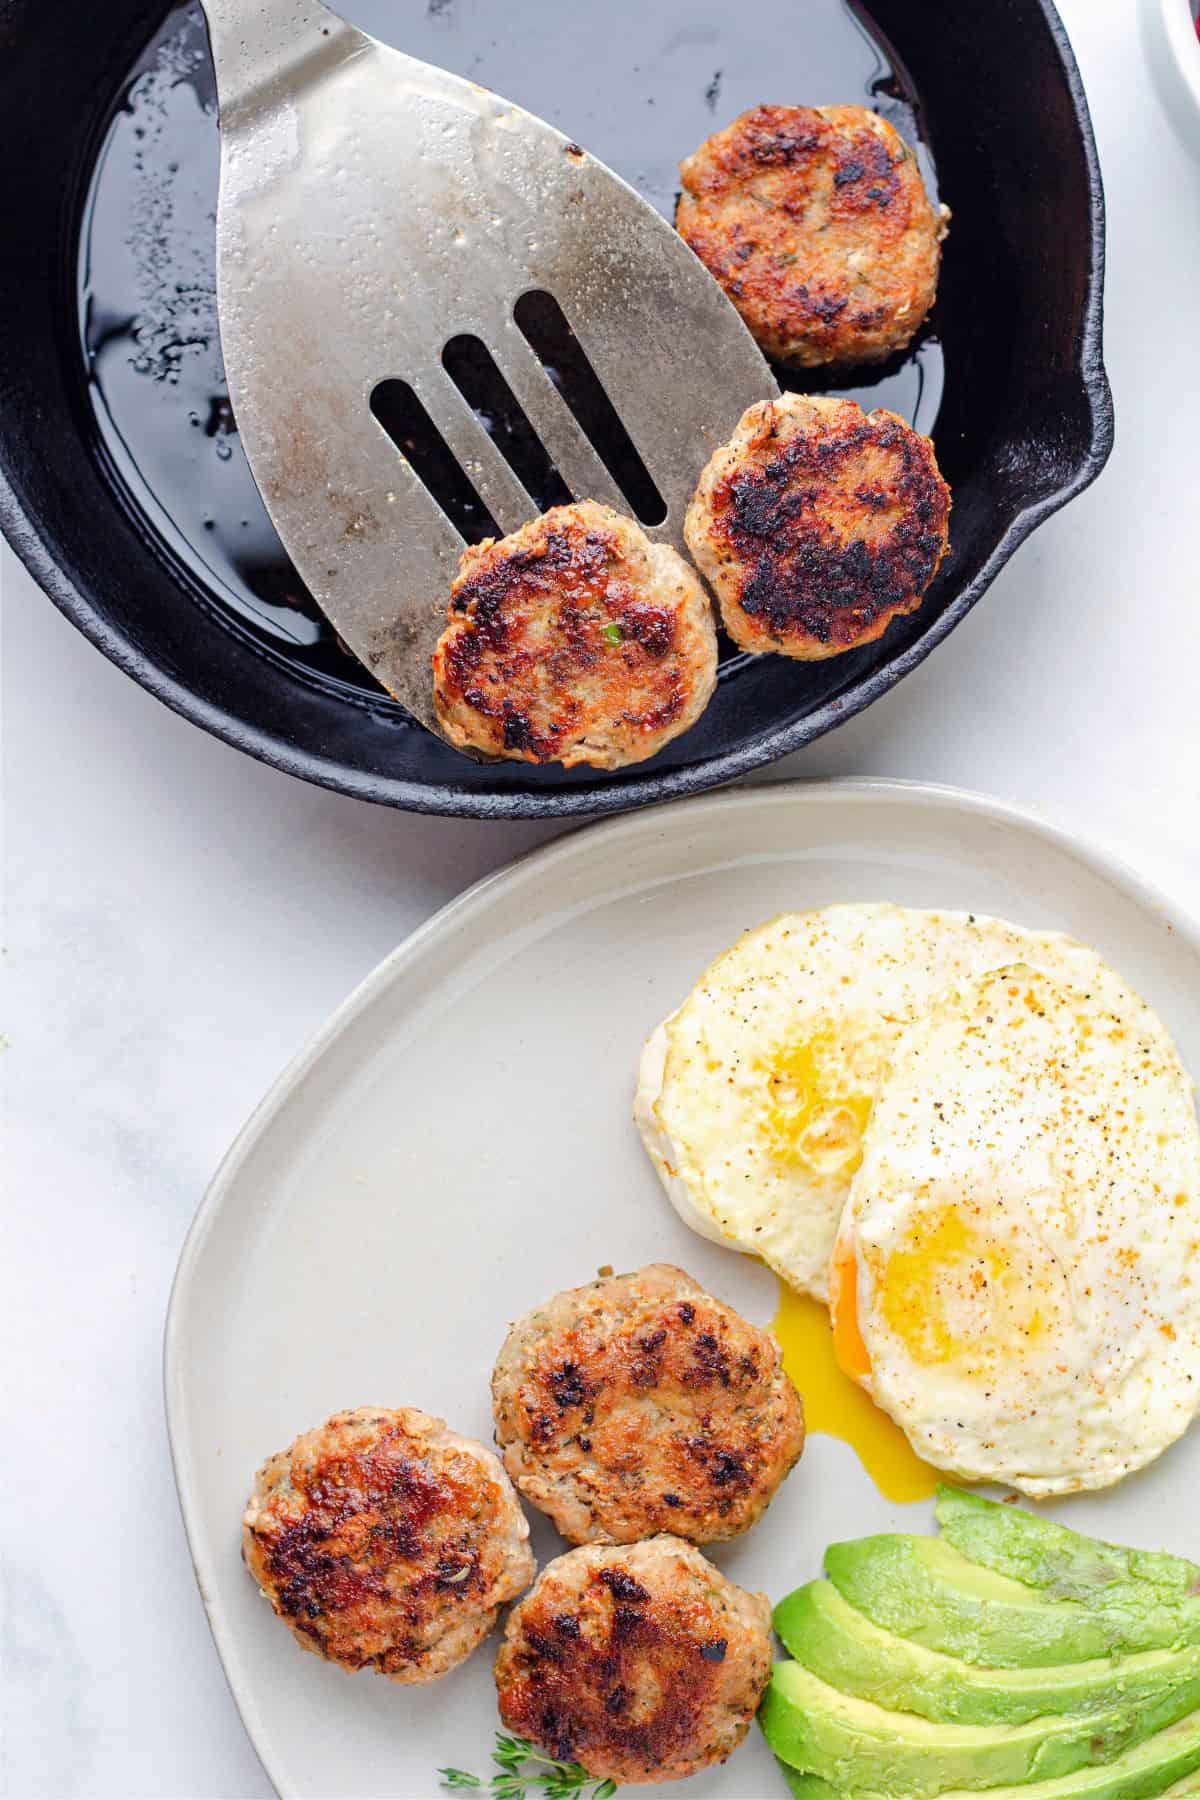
4,0,1200,1794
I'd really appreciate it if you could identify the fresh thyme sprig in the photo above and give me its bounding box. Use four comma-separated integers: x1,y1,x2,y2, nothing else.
439,1732,618,1799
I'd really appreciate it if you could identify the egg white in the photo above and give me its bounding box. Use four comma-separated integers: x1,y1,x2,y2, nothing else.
635,905,1132,1301
839,961,1200,1495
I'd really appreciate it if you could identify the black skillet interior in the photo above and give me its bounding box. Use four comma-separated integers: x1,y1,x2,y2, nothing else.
0,0,1112,818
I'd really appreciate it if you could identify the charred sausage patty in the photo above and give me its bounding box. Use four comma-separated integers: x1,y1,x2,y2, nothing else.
677,103,948,368
492,1264,804,1545
241,1406,533,1682
432,502,718,769
685,392,951,659
494,1536,773,1784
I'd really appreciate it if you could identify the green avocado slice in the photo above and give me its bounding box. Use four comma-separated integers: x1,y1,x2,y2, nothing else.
779,1778,1200,1800
774,1579,1200,1725
935,1487,1200,1605
934,1704,1200,1798
825,1535,1200,1668
759,1659,1199,1797
773,1705,1200,1800
777,1770,836,1800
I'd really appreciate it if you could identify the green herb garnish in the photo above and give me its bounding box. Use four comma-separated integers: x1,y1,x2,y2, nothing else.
601,623,622,645
439,1733,618,1799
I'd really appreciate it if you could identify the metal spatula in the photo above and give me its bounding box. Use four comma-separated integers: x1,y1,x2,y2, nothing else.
199,0,776,738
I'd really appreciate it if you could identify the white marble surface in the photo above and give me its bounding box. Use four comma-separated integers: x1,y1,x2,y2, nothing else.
4,1,1200,1794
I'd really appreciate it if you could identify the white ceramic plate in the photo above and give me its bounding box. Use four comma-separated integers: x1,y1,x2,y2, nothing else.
166,780,1200,1799
1142,0,1200,160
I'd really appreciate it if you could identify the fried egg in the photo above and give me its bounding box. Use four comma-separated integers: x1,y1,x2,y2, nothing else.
635,905,1131,1300
831,962,1200,1494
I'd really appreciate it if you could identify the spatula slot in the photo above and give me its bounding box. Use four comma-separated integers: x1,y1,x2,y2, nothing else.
370,378,499,544
442,335,572,515
513,290,668,527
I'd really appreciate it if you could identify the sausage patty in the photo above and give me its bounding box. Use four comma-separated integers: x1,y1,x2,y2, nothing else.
684,392,951,659
432,502,718,769
494,1536,773,1785
677,103,949,368
241,1406,533,1682
492,1263,804,1545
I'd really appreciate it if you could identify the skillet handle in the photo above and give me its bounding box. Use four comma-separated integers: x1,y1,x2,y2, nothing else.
198,0,365,121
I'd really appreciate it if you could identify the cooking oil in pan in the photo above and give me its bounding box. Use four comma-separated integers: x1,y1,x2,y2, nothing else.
77,0,945,699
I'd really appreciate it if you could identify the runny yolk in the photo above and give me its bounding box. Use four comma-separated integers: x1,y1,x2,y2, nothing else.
773,1278,939,1505
829,1235,872,1382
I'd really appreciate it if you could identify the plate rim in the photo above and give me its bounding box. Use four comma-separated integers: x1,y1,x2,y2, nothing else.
164,776,1200,1795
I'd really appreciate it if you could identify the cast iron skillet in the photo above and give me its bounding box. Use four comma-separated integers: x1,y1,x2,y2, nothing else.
0,0,1112,819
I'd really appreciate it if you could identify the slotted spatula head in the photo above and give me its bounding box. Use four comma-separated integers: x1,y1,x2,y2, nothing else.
199,0,777,739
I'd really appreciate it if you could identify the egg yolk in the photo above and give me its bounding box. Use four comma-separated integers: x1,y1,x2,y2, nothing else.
830,1235,872,1382
773,1281,939,1503
867,1199,1067,1375
762,1032,874,1177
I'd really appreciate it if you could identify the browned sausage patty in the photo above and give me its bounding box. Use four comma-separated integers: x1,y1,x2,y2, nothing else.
241,1406,533,1682
494,1536,772,1785
677,103,948,368
685,392,951,659
492,1263,804,1545
431,502,717,769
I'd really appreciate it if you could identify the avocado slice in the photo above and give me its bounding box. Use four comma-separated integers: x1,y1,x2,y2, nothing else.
759,1659,1198,1797
825,1534,1200,1667
773,1705,1200,1800
777,1770,835,1800
774,1579,1200,1725
935,1487,1200,1605
777,1766,1200,1800
934,1705,1200,1798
